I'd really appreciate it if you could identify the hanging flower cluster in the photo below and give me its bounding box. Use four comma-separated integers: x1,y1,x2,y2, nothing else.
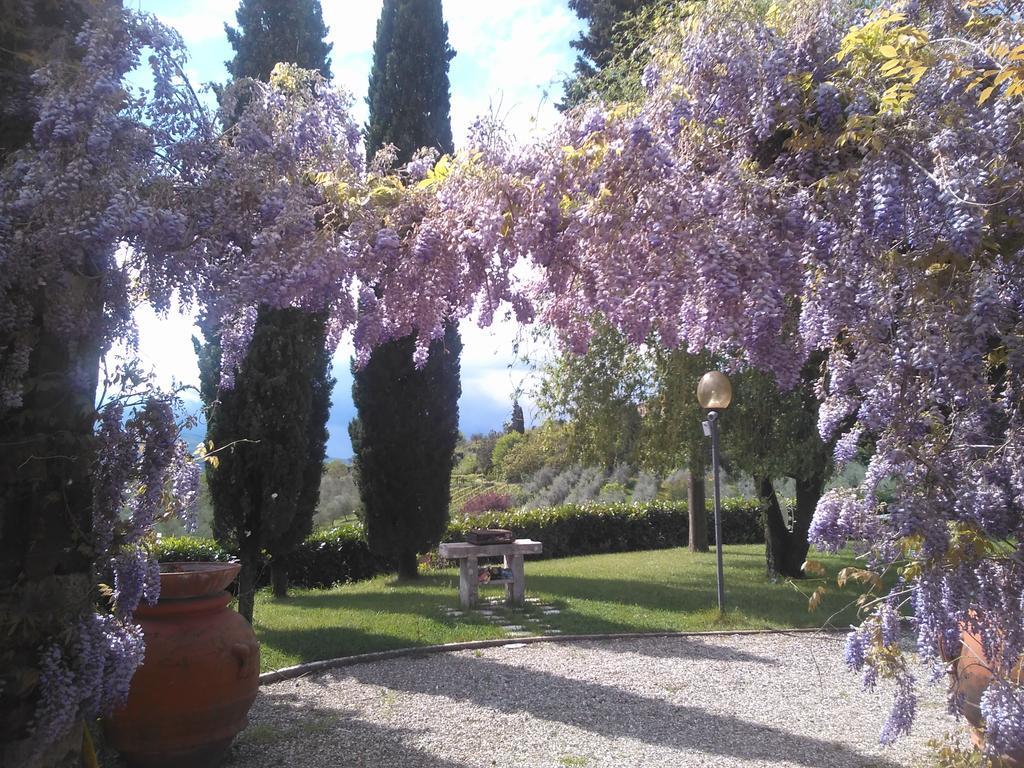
6,0,1024,756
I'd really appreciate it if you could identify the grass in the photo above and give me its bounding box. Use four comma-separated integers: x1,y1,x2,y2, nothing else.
253,544,873,673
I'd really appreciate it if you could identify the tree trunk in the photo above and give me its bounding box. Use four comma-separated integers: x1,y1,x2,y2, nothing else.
687,471,708,553
270,561,289,599
237,555,257,624
1,272,104,766
791,470,826,571
758,472,826,580
397,550,419,581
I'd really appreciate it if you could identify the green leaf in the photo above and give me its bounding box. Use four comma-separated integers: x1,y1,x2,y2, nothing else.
879,44,899,58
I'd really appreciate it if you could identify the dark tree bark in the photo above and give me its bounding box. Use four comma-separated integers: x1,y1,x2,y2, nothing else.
687,459,708,552
236,553,258,625
270,561,289,599
397,550,419,581
758,472,826,579
1,8,104,763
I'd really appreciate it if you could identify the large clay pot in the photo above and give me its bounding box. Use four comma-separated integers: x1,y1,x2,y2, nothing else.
104,562,259,768
950,628,1023,767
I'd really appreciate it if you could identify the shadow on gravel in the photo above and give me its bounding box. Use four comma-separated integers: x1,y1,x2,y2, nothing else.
579,635,780,665
340,653,902,768
233,691,474,768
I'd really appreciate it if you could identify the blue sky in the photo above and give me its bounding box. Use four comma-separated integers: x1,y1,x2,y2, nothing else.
129,1,583,457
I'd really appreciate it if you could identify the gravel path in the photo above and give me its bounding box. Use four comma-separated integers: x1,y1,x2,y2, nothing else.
230,633,965,768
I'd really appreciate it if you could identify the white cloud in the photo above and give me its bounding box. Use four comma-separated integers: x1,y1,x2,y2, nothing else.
152,0,238,45
445,0,582,142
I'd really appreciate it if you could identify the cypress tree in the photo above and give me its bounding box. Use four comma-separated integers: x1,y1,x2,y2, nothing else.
560,0,666,110
351,0,460,580
508,400,525,434
195,0,333,621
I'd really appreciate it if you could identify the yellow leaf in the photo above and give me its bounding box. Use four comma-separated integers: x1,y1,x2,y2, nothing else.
879,44,899,58
978,86,995,105
994,68,1014,86
808,586,826,613
802,559,827,577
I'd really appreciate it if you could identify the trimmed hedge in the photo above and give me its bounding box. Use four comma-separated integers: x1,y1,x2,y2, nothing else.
155,499,765,588
280,523,382,589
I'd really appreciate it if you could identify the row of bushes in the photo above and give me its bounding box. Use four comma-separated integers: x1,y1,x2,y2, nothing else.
155,499,766,589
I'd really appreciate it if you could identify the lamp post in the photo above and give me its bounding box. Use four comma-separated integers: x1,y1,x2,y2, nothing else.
697,371,732,613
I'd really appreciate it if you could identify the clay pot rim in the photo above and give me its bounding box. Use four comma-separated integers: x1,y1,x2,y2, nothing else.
159,561,241,599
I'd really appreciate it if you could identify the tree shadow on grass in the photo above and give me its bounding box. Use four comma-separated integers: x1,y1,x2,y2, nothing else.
522,573,856,629
257,625,437,667
337,652,903,768
229,693,473,768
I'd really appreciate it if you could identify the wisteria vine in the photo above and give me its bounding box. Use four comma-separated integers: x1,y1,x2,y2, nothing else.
5,0,1024,758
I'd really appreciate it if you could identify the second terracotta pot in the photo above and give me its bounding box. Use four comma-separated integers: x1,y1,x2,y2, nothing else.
950,628,1023,768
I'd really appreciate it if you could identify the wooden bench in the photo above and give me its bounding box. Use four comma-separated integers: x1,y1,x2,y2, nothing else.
438,539,543,609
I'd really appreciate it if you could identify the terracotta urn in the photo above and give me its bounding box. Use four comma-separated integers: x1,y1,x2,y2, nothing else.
104,562,260,768
949,628,1023,767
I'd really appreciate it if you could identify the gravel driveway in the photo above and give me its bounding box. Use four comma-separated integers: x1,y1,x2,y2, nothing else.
230,632,964,768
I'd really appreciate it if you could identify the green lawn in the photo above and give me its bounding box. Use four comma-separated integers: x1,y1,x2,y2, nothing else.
253,544,870,672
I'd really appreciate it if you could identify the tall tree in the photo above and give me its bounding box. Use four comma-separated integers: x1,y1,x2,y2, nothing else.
225,0,331,81
0,4,107,766
351,0,460,580
721,358,835,579
508,400,525,434
196,0,334,620
561,0,668,109
364,0,454,163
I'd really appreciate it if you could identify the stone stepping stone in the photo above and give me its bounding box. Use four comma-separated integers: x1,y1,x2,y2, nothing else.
543,629,563,635
541,608,561,615
501,625,527,632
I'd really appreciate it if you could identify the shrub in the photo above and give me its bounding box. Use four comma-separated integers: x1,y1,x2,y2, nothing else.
607,462,631,486
565,466,607,504
454,451,478,475
522,466,558,496
598,482,628,504
631,471,660,502
524,465,581,509
154,536,235,563
461,490,515,516
445,499,765,559
491,431,527,471
157,500,767,587
281,523,383,589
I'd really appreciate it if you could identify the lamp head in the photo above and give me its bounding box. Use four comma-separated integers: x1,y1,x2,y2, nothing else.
697,371,732,410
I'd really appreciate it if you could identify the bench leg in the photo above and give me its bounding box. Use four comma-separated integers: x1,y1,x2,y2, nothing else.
504,554,526,605
459,556,478,609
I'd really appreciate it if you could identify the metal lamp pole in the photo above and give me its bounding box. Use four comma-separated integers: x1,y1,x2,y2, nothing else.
703,411,725,612
697,370,731,613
